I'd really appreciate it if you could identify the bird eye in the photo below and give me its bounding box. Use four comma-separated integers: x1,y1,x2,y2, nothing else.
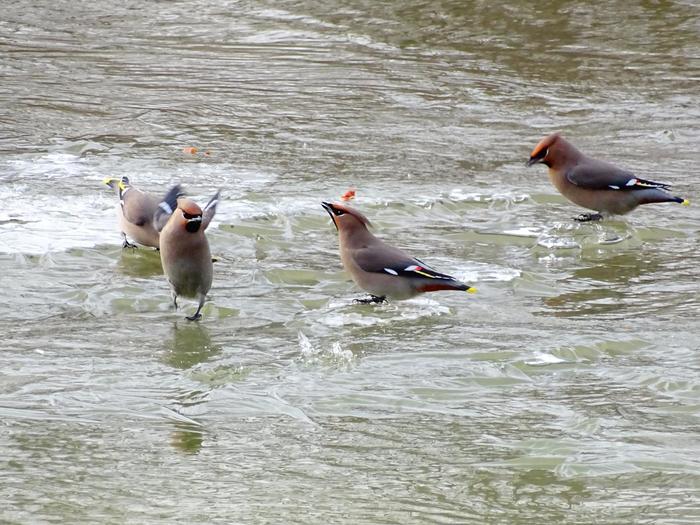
333,209,345,216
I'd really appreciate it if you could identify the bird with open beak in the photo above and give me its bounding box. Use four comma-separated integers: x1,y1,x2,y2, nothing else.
526,132,689,221
103,176,161,248
155,185,220,321
321,201,476,303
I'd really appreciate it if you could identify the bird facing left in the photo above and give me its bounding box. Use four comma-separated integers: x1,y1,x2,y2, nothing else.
103,176,161,249
321,201,476,303
155,185,220,321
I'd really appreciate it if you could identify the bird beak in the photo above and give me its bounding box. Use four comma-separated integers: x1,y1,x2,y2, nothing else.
321,201,338,230
526,157,539,167
185,216,202,233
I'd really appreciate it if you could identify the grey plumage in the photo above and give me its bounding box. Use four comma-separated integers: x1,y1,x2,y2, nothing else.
322,202,476,302
104,176,161,248
156,186,220,321
527,133,689,219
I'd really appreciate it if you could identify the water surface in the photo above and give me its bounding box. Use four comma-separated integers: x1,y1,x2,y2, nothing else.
1,1,699,523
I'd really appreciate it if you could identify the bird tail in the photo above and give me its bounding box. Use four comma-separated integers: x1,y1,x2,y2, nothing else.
401,263,477,294
637,189,689,206
418,281,476,294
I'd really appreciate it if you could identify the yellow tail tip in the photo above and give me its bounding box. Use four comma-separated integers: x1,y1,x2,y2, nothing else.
467,287,477,294
102,177,116,185
682,199,690,206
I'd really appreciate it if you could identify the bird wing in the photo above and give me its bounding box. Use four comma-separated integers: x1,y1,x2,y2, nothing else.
354,242,459,282
202,190,220,231
153,185,184,232
566,160,671,191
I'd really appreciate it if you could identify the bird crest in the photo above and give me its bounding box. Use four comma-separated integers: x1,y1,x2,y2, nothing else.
322,202,372,228
530,132,560,160
178,199,203,217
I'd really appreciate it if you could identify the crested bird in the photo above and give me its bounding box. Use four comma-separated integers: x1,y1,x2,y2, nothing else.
155,185,220,321
104,176,161,248
526,132,689,221
321,202,476,303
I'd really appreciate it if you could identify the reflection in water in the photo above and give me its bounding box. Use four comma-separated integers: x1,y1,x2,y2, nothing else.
572,252,661,283
512,469,590,509
543,250,667,317
171,421,205,455
117,247,163,278
163,322,221,369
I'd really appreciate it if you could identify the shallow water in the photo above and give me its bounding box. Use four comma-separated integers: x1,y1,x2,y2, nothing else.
1,1,699,523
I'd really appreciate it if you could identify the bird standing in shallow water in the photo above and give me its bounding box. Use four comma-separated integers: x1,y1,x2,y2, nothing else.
526,132,689,221
104,176,161,248
321,201,476,303
155,186,220,321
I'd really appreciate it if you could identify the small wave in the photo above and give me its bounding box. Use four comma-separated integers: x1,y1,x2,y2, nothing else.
297,330,354,367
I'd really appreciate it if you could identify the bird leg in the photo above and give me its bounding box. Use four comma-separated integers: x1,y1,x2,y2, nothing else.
121,233,137,249
171,290,179,310
186,297,205,321
354,295,387,304
574,212,603,222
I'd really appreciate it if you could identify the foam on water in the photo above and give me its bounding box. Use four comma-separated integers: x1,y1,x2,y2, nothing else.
525,352,569,366
448,188,530,204
319,295,454,328
0,153,284,254
454,261,521,283
536,234,582,250
297,330,354,367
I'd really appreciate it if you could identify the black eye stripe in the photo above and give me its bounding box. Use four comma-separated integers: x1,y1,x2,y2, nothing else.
183,211,202,220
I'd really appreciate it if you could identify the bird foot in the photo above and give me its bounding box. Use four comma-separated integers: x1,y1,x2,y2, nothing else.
354,295,387,304
122,239,138,249
574,213,603,222
185,313,202,321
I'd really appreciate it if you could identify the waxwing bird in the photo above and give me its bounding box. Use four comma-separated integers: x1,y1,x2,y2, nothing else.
156,185,220,321
103,176,161,248
321,202,476,303
526,132,689,221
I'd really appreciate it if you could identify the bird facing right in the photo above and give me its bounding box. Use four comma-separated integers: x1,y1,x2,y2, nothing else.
526,132,689,221
321,201,476,303
155,185,220,321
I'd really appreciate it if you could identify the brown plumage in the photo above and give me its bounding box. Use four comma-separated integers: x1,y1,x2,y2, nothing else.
104,176,160,248
156,185,220,321
321,202,476,303
526,133,689,220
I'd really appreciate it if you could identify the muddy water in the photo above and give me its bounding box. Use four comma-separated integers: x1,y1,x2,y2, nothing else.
1,1,699,523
